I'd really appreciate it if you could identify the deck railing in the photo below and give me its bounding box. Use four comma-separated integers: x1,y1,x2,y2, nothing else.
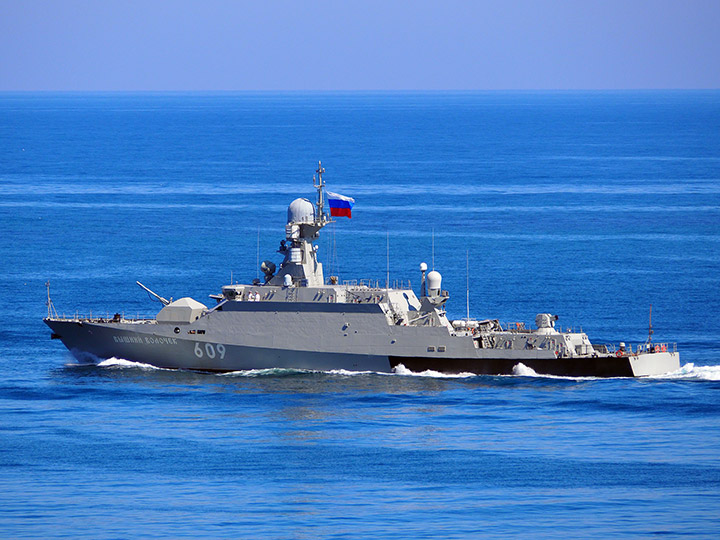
602,342,677,355
47,312,157,323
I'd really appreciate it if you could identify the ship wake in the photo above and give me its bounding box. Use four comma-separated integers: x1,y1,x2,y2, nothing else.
510,362,720,382
509,363,600,381
221,368,313,377
392,364,476,379
69,358,719,382
97,357,169,371
646,363,720,381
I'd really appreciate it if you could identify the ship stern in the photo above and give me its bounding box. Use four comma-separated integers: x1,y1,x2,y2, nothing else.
629,351,680,377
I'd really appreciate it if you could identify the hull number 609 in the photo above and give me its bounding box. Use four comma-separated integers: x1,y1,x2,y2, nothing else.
194,342,226,359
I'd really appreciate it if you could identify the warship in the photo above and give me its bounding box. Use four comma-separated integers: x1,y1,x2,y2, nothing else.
45,163,680,377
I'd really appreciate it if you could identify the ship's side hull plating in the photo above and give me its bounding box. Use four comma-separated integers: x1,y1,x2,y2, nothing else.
393,352,680,378
44,319,392,372
45,316,678,377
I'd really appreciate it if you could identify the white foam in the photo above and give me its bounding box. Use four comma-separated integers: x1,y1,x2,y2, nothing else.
512,363,538,377
80,359,720,382
65,361,99,368
391,363,476,379
648,363,720,381
220,368,309,377
97,357,166,371
509,363,600,381
326,369,375,376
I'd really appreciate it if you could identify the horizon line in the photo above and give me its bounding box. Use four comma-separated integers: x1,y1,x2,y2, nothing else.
1,88,719,94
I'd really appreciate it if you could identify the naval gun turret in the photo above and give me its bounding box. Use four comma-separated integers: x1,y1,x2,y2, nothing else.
535,313,559,335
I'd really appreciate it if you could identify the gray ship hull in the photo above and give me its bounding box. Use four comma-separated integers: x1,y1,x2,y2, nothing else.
45,316,679,377
45,318,392,372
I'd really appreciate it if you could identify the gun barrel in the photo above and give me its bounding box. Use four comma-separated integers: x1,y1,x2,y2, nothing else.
136,281,170,306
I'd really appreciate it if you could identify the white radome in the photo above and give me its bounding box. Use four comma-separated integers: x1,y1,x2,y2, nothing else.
287,198,315,224
426,270,442,292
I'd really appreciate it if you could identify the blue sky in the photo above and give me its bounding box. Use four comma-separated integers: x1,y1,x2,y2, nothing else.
1,0,718,90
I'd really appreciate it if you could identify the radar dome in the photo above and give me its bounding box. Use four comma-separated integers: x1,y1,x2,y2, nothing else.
427,270,442,292
287,198,315,224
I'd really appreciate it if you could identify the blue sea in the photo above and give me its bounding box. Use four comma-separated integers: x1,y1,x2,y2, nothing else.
1,91,719,538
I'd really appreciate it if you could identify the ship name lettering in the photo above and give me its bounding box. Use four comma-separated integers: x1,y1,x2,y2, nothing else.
143,336,178,345
113,335,145,344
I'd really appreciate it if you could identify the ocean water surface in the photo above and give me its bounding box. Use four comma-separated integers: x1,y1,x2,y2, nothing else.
1,91,719,538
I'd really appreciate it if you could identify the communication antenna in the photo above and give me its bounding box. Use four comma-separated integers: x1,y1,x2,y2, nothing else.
647,304,654,344
466,250,470,320
256,226,260,280
432,228,435,270
386,231,390,290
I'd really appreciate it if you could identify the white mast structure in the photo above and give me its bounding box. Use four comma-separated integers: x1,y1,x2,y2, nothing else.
313,160,330,226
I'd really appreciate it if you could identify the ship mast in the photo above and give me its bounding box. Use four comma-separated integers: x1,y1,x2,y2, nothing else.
45,281,58,319
313,161,326,225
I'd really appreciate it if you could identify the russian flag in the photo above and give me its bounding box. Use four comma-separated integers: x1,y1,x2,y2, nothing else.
327,191,355,218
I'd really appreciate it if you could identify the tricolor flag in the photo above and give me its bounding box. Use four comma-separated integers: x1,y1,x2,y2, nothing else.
326,191,355,218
